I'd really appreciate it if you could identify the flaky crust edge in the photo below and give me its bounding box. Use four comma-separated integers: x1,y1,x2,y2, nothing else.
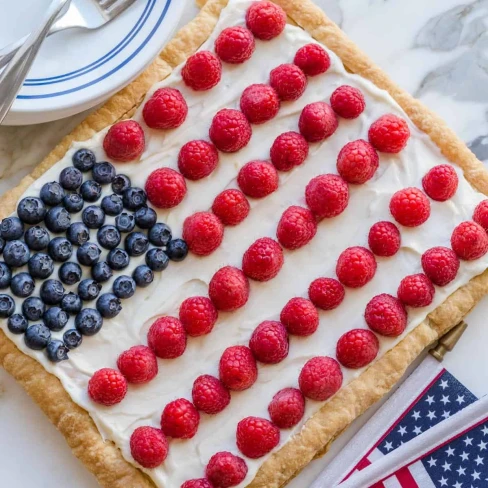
1,0,488,487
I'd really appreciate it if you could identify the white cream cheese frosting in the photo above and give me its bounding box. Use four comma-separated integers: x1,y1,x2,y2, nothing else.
2,1,488,486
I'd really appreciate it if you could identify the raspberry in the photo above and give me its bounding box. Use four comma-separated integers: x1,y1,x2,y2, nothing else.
474,200,488,231
397,273,435,308
336,246,377,288
299,102,338,143
178,140,219,180
161,398,199,439
181,480,213,488
390,187,430,227
422,164,458,201
298,356,343,401
192,374,231,414
183,211,224,256
245,1,286,40
142,88,188,130
368,221,401,257
209,266,250,311
240,84,280,125
206,452,248,488
330,85,365,119
209,109,252,153
130,426,168,468
336,329,379,368
308,277,345,310
145,167,187,208
270,131,309,172
237,160,279,198
88,368,127,406
336,140,379,184
103,120,145,162
365,294,407,337
147,316,187,359
117,345,158,384
305,174,349,220
451,221,488,260
215,26,255,64
269,64,307,101
236,417,280,459
242,237,284,281
280,297,319,336
182,51,222,91
179,296,218,337
212,189,250,226
268,387,305,429
276,205,317,250
368,114,410,153
294,44,330,76
421,246,460,286
219,345,258,391
249,320,289,364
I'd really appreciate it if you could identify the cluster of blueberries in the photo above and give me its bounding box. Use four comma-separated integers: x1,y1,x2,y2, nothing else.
0,148,188,363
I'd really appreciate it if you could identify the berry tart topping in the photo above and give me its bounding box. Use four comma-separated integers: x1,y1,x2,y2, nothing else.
63,329,83,349
147,316,187,359
215,26,255,64
299,102,338,142
111,174,131,195
0,216,24,241
212,189,250,226
60,166,83,190
47,340,70,363
276,205,317,250
336,246,377,288
0,263,11,289
62,293,83,315
330,85,366,119
192,374,231,415
10,272,35,298
107,248,130,270
209,109,252,153
242,237,284,281
92,261,113,282
148,222,172,247
236,416,280,459
80,180,102,202
40,279,65,305
280,297,319,336
143,87,188,129
390,187,431,227
48,237,73,262
474,200,488,232
67,222,90,246
166,239,189,262
308,277,345,310
269,64,307,101
397,273,435,308
17,197,46,225
337,140,379,184
72,148,96,172
336,329,379,368
7,314,28,335
422,164,458,201
182,211,224,256
24,323,51,350
45,206,71,233
101,194,124,216
240,84,280,125
122,187,147,211
237,160,279,199
117,345,158,384
179,296,218,337
28,253,54,280
209,266,250,311
206,451,248,488
132,265,154,288
305,174,349,220
182,51,222,91
75,308,104,336
421,246,460,286
181,480,213,488
77,242,102,266
249,320,289,364
40,181,65,206
43,307,69,331
368,114,410,153
0,294,15,319
368,221,401,257
88,368,127,406
63,192,84,216
245,1,286,40
270,131,309,172
96,293,122,319
299,356,343,401
268,387,305,429
134,206,157,229
130,426,168,469
91,161,116,185
219,345,258,391
113,275,136,299
178,140,219,181
103,120,145,162
24,226,50,251
82,205,105,229
161,398,200,439
294,43,330,76
451,221,488,260
145,168,187,209
365,293,407,337
22,296,45,321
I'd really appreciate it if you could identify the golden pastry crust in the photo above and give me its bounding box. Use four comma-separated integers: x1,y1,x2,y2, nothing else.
0,1,487,487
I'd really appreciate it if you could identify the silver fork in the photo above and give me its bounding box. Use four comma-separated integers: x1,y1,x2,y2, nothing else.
0,0,138,70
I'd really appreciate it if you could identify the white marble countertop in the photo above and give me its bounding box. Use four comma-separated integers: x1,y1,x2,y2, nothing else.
2,0,488,486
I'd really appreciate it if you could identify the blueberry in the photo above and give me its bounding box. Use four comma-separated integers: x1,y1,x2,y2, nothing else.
0,217,24,240
92,161,115,184
28,253,54,279
75,308,103,336
125,232,149,256
10,272,35,298
0,294,15,318
61,292,82,315
40,279,65,305
77,242,101,266
60,166,83,190
66,222,90,246
80,180,102,202
17,197,46,224
43,307,69,331
46,340,69,362
112,174,131,195
101,194,123,216
0,237,5,253
97,225,121,250
48,237,73,262
22,296,46,321
96,293,122,319
148,223,172,247
72,148,96,172
135,207,157,229
113,275,136,299
24,324,51,350
145,248,169,271
78,279,101,301
82,205,105,229
115,212,135,233
63,328,83,349
91,261,113,283
45,206,71,233
24,226,50,251
58,262,82,285
7,314,27,334
63,193,84,213
4,240,30,267
132,265,154,288
40,181,65,206
123,187,147,211
166,239,189,262
107,248,130,270
0,262,12,289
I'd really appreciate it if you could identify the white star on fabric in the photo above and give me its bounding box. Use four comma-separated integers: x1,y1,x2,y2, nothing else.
413,425,422,435
442,410,451,419
438,477,448,486
427,457,437,467
412,410,421,421
456,395,465,405
465,437,474,446
479,440,487,451
427,410,437,420
472,470,481,480
457,466,467,476
398,426,407,436
384,441,393,452
445,446,455,457
442,461,452,471
440,395,450,405
439,379,449,389
460,451,470,461
482,425,488,436
453,482,463,488
474,455,484,466
426,395,435,405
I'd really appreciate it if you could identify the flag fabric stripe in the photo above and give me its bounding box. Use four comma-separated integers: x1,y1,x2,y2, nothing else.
408,462,437,488
368,448,384,463
383,476,403,488
395,467,419,488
